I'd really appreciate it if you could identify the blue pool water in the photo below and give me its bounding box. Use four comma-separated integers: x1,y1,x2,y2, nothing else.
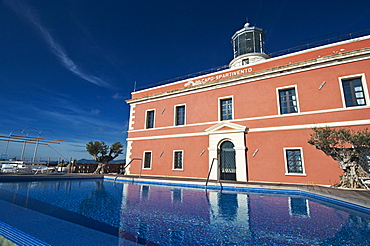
0,179,369,245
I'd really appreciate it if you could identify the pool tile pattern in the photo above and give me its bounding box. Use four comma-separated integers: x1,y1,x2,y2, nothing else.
0,221,49,246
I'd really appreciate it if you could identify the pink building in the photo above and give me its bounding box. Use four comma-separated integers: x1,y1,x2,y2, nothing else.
126,23,370,186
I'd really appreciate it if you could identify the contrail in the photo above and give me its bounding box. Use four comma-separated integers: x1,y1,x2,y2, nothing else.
4,0,112,89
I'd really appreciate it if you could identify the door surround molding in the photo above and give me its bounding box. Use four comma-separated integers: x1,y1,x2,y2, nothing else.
206,122,248,182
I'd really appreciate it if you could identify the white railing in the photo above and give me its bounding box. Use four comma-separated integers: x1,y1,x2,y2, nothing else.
205,158,223,190
115,158,142,181
0,161,55,174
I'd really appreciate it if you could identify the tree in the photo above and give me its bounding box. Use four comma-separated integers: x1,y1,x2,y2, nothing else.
86,141,124,174
308,127,370,189
79,181,118,219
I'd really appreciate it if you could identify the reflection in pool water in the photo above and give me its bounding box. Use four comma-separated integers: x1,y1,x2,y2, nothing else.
0,180,369,245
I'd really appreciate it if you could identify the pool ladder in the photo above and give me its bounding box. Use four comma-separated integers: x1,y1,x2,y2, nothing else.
205,158,223,190
114,158,142,181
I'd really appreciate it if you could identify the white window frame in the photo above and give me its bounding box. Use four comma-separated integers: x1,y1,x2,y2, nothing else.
283,147,306,176
144,109,155,129
218,95,234,121
174,104,186,126
143,151,152,169
171,188,183,202
338,73,369,108
141,185,150,199
173,150,184,170
288,197,310,217
276,85,300,115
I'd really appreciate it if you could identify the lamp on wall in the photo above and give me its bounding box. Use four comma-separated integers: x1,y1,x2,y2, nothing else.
318,81,326,90
199,150,205,156
252,149,259,157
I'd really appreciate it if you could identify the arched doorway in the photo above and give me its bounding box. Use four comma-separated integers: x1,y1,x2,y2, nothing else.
206,122,248,182
219,141,236,181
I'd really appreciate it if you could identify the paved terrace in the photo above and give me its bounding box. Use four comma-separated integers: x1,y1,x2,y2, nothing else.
0,173,369,209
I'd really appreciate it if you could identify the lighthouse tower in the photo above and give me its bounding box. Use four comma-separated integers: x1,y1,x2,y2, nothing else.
229,23,269,68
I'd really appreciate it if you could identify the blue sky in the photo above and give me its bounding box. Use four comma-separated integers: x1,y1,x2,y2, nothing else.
1,0,369,161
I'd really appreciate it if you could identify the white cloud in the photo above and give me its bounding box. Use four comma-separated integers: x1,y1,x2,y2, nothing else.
112,93,124,99
4,0,112,89
0,103,128,161
91,109,101,115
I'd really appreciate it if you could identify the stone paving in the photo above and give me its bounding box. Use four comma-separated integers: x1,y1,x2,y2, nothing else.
302,184,370,208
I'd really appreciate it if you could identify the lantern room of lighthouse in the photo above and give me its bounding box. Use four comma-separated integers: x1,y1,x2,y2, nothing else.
229,23,269,68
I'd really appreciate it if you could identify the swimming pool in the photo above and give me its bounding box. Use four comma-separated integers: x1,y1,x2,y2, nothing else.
0,179,369,245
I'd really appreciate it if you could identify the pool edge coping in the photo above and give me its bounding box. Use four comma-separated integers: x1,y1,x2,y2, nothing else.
107,176,370,214
0,221,50,246
0,175,368,245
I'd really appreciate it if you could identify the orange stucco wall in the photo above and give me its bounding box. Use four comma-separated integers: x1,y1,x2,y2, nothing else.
126,37,370,185
246,129,343,185
129,136,209,178
131,59,369,133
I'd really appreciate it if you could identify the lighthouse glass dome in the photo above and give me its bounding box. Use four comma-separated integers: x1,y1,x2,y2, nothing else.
232,23,266,58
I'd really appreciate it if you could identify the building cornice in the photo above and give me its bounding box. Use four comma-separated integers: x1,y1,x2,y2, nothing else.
126,46,370,104
128,105,369,134
126,119,370,141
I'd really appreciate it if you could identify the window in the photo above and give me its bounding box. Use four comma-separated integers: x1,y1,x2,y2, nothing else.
173,150,183,170
143,151,152,169
172,188,182,202
278,87,298,114
145,110,155,129
220,98,233,120
284,148,305,175
242,58,249,65
341,77,367,107
175,105,186,126
289,198,310,217
359,149,370,173
141,186,149,199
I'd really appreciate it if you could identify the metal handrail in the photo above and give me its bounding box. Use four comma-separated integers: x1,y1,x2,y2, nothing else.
205,158,222,190
114,158,142,181
135,65,229,91
133,29,370,92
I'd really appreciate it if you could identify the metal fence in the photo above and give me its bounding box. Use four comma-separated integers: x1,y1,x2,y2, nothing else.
134,29,370,92
72,163,126,174
359,149,370,173
267,29,370,58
